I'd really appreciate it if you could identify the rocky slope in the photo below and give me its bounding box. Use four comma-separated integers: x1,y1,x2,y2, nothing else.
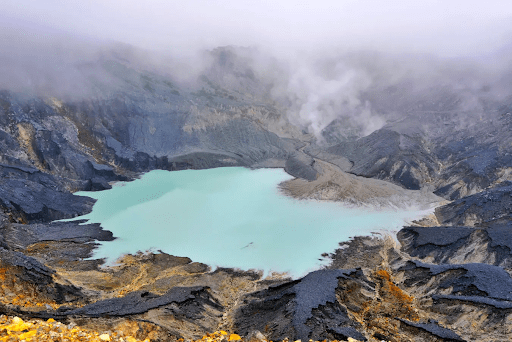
0,46,511,341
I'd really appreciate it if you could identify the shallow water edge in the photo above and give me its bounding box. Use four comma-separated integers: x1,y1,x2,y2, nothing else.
64,167,437,278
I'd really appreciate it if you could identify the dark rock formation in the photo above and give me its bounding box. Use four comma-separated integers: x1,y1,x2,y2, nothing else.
398,181,512,269
398,224,512,268
394,260,512,340
62,286,222,318
1,221,114,250
399,260,512,303
435,181,512,227
326,129,435,190
0,220,115,270
398,319,465,342
0,178,94,222
234,269,368,341
0,247,84,306
284,151,319,181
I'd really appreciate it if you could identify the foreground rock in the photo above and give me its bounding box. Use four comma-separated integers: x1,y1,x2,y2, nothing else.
0,315,152,342
234,269,368,341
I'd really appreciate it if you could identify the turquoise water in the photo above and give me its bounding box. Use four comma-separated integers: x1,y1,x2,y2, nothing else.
67,167,431,277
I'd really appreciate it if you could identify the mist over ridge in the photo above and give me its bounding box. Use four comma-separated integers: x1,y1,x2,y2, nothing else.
1,1,512,140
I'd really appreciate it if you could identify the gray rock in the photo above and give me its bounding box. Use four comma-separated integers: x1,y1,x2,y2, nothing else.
435,181,512,227
234,269,368,341
398,319,465,342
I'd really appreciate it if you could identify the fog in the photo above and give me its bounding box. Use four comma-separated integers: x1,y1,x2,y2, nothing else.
3,1,511,56
1,0,512,138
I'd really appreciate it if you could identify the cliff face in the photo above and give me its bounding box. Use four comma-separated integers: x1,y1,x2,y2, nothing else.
0,53,303,222
0,47,511,341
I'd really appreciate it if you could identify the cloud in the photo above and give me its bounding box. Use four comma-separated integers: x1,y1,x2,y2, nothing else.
2,0,512,57
269,56,382,139
1,0,512,140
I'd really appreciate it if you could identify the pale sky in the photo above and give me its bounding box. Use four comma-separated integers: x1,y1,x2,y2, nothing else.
2,0,512,57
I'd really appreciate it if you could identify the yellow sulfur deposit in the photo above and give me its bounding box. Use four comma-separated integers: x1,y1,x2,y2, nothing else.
0,315,149,342
228,334,241,341
186,331,365,342
0,316,367,342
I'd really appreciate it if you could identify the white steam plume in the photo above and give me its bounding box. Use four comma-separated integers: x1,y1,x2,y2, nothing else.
270,56,386,141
